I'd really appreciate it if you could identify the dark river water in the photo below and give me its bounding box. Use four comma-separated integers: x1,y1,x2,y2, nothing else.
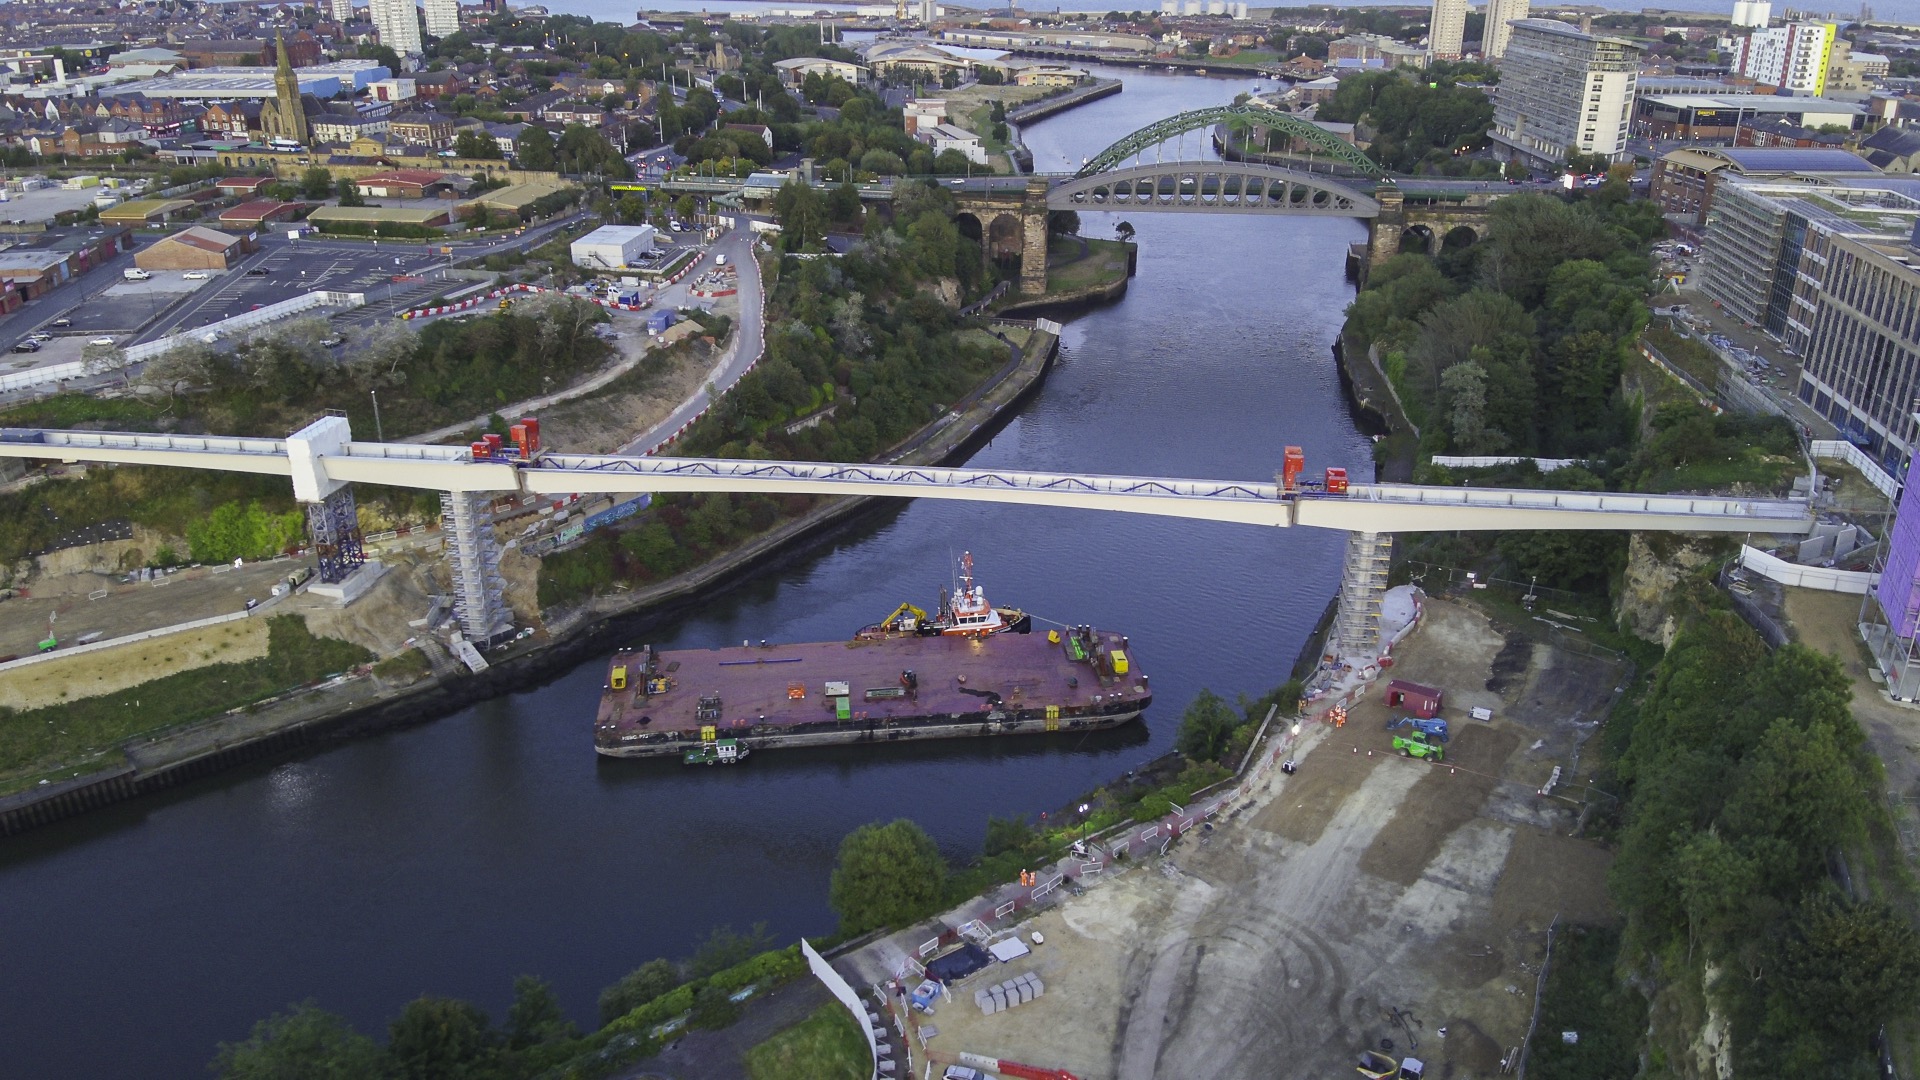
0,67,1370,1078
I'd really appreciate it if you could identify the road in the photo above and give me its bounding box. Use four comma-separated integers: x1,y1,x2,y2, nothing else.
618,225,765,455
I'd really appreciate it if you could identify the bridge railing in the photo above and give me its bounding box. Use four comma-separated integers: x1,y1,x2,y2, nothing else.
1336,483,1810,521
0,428,290,456
536,455,1283,502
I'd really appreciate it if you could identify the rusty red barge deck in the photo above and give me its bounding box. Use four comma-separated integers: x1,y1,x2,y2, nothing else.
595,627,1150,758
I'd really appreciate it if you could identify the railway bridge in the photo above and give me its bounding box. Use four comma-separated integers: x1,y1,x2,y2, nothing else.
0,420,1814,658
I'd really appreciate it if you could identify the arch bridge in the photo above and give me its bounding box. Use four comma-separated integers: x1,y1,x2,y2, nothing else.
1075,105,1385,178
1047,161,1380,217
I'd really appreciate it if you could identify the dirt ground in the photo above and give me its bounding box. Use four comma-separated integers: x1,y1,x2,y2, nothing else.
0,559,300,660
0,618,268,710
915,598,1623,1080
1781,587,1920,861
536,300,739,457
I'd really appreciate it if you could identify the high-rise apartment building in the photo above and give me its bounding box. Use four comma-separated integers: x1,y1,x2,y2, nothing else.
1734,20,1836,94
1428,0,1467,61
423,0,460,39
1488,19,1640,168
1731,0,1772,28
370,0,423,56
1482,0,1530,59
326,0,354,23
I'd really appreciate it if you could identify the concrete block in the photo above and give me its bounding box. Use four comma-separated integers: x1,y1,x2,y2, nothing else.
1029,976,1045,997
1015,982,1033,1004
878,1060,897,1074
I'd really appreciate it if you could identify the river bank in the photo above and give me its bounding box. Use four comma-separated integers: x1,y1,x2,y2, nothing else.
0,319,1062,838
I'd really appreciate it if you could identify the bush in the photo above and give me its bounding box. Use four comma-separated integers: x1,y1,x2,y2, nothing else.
829,819,947,935
598,958,682,1027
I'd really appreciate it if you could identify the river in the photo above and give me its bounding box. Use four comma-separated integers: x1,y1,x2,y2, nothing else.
0,67,1371,1078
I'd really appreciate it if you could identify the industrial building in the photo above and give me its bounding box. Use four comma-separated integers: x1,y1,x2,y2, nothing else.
1632,92,1863,142
134,225,254,271
98,59,388,101
571,225,658,269
1489,19,1641,168
1697,175,1920,468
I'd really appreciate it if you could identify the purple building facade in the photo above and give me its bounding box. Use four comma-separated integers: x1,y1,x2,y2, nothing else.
1877,475,1920,638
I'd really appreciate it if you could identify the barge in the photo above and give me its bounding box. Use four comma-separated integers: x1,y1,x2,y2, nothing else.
594,559,1148,759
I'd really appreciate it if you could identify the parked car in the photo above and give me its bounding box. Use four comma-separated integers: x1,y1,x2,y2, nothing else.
50,316,71,327
12,340,41,353
183,271,209,280
246,267,270,276
319,336,344,348
88,336,115,346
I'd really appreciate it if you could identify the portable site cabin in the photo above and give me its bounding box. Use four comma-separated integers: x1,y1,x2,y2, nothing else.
1384,679,1443,718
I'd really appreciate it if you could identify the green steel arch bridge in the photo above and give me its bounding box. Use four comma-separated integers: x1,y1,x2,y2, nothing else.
1074,104,1385,178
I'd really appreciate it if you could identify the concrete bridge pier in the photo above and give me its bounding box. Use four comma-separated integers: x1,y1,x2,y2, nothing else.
1331,530,1393,661
441,489,513,645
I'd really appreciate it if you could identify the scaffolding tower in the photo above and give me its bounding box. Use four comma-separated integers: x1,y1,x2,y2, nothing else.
1332,530,1392,660
443,490,513,644
305,486,366,584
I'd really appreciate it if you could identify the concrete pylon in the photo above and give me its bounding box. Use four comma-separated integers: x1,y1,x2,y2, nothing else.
442,489,512,644
1332,530,1392,661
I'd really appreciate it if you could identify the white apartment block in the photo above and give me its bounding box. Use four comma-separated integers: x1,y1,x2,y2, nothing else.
423,0,460,39
326,0,355,24
1734,21,1836,95
1429,0,1467,60
1482,0,1530,59
370,0,424,56
1490,19,1641,167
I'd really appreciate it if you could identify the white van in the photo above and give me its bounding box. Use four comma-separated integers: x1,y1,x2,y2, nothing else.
715,253,727,266
122,267,151,281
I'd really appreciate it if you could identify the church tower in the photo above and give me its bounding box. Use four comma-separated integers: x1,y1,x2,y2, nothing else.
262,31,309,145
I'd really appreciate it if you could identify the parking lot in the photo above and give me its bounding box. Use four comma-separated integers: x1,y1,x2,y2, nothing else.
145,239,450,338
54,271,219,334
0,185,120,225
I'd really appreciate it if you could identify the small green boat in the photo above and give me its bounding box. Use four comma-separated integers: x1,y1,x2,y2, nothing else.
684,739,748,766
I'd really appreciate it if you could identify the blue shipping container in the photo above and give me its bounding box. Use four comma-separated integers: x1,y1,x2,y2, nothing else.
646,310,677,334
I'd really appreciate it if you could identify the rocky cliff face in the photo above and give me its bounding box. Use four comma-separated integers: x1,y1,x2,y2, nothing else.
1616,533,1730,647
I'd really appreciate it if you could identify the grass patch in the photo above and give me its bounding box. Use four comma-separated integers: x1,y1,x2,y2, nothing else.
1644,325,1726,389
0,615,371,791
743,1003,868,1080
372,647,431,682
1525,924,1646,1080
1045,236,1130,294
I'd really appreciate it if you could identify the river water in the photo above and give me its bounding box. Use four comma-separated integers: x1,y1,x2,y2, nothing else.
0,67,1370,1078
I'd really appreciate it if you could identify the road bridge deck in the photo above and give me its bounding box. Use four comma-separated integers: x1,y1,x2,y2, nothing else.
0,427,1815,535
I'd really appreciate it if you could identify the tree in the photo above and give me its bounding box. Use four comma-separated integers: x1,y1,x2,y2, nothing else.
828,818,947,935
1115,220,1135,243
772,178,826,251
598,958,683,1025
516,125,556,171
1773,896,1920,1044
673,194,696,221
454,128,501,160
1440,359,1495,452
688,922,777,979
386,996,498,1080
299,166,334,200
505,975,576,1050
1047,209,1079,235
210,1001,383,1080
335,177,365,207
1174,688,1239,762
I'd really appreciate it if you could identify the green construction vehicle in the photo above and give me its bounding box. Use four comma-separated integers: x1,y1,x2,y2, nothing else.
1392,730,1444,762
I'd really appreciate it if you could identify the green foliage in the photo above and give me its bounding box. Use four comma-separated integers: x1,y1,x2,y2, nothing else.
1606,610,1900,1075
829,818,947,935
386,996,500,1080
744,1002,869,1080
1525,926,1646,1080
1174,687,1241,763
211,1001,384,1080
1315,69,1493,171
186,500,305,563
599,959,683,1027
689,923,778,980
983,814,1036,857
506,975,577,1051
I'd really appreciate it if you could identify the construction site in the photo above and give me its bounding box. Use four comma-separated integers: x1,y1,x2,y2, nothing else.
836,595,1623,1080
